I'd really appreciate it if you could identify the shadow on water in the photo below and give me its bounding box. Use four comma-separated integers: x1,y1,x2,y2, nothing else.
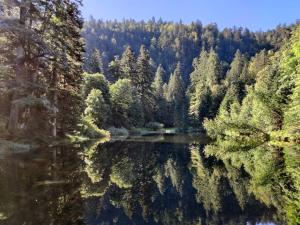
0,135,299,225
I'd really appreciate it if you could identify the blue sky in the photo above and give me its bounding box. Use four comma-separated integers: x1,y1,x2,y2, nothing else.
81,0,299,31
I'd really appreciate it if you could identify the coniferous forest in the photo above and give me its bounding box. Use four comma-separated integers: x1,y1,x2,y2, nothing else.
1,2,300,141
1,1,300,224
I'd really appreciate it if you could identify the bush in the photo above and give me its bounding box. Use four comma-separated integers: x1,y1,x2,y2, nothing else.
145,122,164,131
81,116,110,138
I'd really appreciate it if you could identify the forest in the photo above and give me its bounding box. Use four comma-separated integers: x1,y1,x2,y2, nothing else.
1,1,299,142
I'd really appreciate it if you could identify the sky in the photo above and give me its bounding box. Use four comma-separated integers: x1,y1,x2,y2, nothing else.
81,0,299,31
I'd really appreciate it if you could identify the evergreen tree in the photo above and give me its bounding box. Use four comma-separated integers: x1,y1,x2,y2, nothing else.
188,49,223,125
166,63,186,127
283,75,300,135
1,0,84,137
152,65,166,123
108,56,122,81
135,45,154,122
120,46,136,79
82,73,110,104
86,48,104,74
110,79,135,127
225,50,247,87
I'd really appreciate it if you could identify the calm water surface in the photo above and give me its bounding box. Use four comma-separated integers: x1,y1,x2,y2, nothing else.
0,134,291,225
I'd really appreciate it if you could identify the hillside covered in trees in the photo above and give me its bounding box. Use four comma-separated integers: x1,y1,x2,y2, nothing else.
81,18,300,141
0,1,299,142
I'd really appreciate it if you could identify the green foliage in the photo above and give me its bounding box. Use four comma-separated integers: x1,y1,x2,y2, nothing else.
110,157,135,188
188,49,223,125
84,89,110,128
120,46,136,79
85,48,105,74
110,79,140,127
80,116,110,138
82,73,110,102
83,19,293,82
202,26,300,225
224,50,248,87
135,45,154,121
284,144,300,225
283,27,300,138
166,63,187,127
0,0,84,137
152,65,167,123
205,25,300,143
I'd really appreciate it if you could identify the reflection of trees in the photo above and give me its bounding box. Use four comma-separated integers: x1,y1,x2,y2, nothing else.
189,144,222,214
284,144,300,225
81,140,281,225
0,145,84,225
189,143,279,225
204,138,300,224
81,141,205,224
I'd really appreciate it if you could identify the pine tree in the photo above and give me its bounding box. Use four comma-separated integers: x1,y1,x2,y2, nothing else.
225,50,247,87
152,65,165,99
188,49,223,124
47,0,84,136
166,63,186,127
120,46,136,79
1,0,84,137
135,45,154,122
152,65,166,123
86,48,104,74
108,56,122,81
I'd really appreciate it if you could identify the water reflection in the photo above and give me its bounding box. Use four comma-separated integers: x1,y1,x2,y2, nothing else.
0,135,298,224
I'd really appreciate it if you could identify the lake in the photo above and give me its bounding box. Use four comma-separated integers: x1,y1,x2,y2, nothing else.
0,134,298,225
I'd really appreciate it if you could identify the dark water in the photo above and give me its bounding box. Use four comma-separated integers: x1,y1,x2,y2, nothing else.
0,134,298,225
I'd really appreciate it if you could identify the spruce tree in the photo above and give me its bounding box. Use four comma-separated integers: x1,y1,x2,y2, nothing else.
188,49,222,124
108,56,122,81
135,45,154,122
225,50,247,86
86,48,104,74
1,0,84,137
152,65,166,123
166,63,186,127
120,46,136,79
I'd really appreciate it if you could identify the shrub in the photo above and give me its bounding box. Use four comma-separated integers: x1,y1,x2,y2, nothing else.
81,116,110,138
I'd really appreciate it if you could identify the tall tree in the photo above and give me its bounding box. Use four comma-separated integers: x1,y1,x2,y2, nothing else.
225,50,247,87
120,46,136,79
86,48,104,74
0,0,84,137
135,45,154,122
188,49,223,125
166,63,186,127
152,65,166,123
